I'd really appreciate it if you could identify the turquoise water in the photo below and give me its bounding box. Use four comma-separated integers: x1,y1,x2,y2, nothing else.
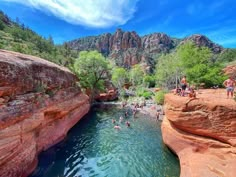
30,105,180,177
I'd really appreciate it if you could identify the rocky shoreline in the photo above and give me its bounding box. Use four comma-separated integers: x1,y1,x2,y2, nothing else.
93,100,163,120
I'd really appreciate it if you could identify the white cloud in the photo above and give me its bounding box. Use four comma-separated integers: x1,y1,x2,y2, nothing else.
3,0,139,27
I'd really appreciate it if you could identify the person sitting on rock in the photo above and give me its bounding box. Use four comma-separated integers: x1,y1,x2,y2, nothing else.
175,86,182,96
188,87,196,98
185,87,198,107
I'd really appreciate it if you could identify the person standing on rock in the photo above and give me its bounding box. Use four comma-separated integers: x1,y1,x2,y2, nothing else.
223,76,235,99
180,76,187,96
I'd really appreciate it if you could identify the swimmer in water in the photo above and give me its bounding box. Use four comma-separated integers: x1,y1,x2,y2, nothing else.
125,111,128,117
119,116,124,122
114,124,121,129
112,119,116,124
126,121,131,127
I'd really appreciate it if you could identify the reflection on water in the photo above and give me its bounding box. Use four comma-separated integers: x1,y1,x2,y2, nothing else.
30,105,180,177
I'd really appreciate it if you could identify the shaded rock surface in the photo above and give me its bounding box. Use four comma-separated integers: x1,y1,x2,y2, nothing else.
162,89,236,177
0,50,90,177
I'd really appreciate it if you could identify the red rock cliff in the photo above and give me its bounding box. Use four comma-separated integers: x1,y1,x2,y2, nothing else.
162,89,236,177
0,50,90,177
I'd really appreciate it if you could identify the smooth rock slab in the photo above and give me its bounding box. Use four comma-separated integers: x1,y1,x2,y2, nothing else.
162,89,236,177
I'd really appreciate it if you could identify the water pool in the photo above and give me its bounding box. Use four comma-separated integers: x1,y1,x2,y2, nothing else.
30,105,180,177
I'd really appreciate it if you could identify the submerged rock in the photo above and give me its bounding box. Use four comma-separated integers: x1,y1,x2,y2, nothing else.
0,50,90,177
162,89,236,177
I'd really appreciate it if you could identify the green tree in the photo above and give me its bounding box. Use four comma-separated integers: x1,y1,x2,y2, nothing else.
129,64,145,86
155,53,182,89
72,50,110,103
217,49,236,63
0,20,4,30
176,42,227,87
112,67,128,89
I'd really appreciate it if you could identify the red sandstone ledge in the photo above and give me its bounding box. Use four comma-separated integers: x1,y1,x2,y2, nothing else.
0,50,90,177
162,89,236,177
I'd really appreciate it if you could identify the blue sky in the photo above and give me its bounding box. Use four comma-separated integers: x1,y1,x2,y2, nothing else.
1,0,236,48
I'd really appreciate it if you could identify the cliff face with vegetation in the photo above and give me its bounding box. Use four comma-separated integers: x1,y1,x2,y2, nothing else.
0,50,90,177
68,29,223,71
162,90,236,177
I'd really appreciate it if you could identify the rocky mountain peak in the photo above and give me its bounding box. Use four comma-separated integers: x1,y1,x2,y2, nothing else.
184,34,223,53
67,29,223,71
142,32,175,53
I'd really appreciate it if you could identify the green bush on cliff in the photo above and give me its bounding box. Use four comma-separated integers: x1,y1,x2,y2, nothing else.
154,90,167,105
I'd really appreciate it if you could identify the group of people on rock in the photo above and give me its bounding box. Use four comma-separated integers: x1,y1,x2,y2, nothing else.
174,76,196,98
175,75,235,99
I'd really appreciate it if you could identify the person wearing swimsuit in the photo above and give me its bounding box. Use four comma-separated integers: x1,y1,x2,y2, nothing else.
180,76,187,96
223,76,235,98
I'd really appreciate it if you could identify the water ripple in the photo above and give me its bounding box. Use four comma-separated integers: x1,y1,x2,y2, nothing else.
30,106,180,177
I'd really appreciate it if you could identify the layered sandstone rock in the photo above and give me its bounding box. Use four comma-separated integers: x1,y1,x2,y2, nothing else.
0,50,90,177
162,89,236,177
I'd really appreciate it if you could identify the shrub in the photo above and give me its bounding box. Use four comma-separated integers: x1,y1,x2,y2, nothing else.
154,90,167,105
143,75,156,88
142,91,152,99
136,87,153,99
